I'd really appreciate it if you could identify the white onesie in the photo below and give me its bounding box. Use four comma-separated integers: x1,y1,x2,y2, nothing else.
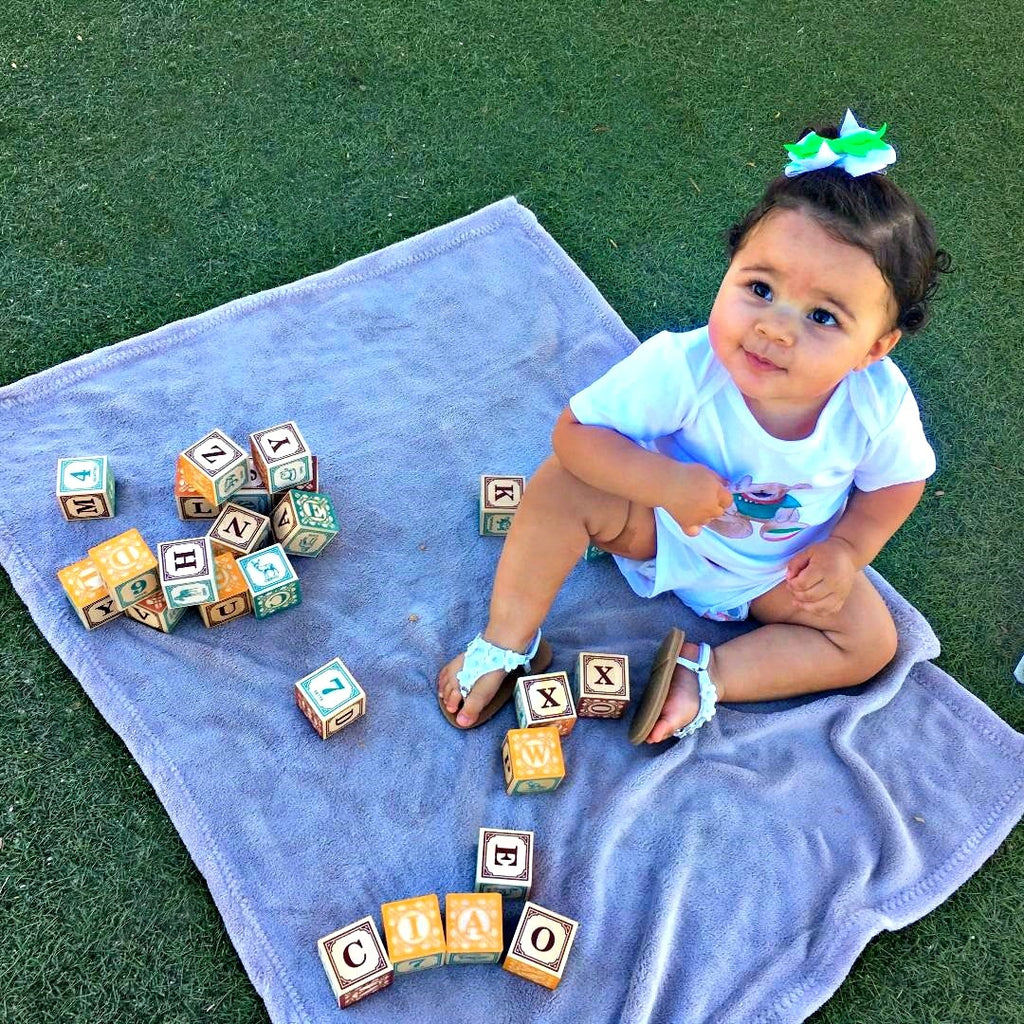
569,327,937,621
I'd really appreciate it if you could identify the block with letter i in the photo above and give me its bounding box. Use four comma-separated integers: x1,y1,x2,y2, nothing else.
501,727,565,795
380,894,446,974
294,657,366,738
475,827,534,898
88,528,160,611
271,489,339,557
444,893,503,964
514,671,577,736
207,502,271,558
57,557,123,630
479,474,525,536
198,553,252,627
237,543,301,619
179,429,249,506
125,590,187,633
158,537,218,608
317,916,394,1008
574,652,631,718
174,455,219,521
56,456,115,520
250,421,313,494
504,901,579,990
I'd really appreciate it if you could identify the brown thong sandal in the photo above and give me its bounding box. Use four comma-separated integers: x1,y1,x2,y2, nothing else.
628,626,686,744
438,636,553,730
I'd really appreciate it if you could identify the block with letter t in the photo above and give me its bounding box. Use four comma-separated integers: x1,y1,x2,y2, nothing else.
475,827,534,899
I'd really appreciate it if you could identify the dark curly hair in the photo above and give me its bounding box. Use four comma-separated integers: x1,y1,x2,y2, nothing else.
727,126,952,334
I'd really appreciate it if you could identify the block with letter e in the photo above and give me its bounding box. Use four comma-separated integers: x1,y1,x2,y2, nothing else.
380,894,446,974
207,502,270,558
504,901,579,990
573,651,630,718
294,657,365,739
475,826,534,898
317,916,394,1008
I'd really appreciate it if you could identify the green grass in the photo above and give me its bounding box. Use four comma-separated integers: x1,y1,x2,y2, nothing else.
2,1,1022,1021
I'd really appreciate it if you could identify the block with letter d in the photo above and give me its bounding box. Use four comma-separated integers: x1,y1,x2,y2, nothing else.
88,528,160,611
56,455,115,520
56,556,123,630
157,536,218,609
294,657,365,739
514,670,577,736
479,474,525,536
317,916,394,1009
573,651,631,718
179,429,249,506
380,894,446,974
503,901,579,990
475,826,534,899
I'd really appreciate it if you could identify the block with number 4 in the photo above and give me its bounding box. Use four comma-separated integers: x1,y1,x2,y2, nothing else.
504,901,579,990
444,893,503,964
475,827,534,898
56,456,115,521
380,894,446,973
317,916,394,1009
88,529,160,611
250,421,313,494
479,474,525,536
271,489,339,557
501,726,565,795
158,536,218,608
237,543,301,619
573,652,631,718
294,657,366,739
199,553,252,628
179,429,249,506
207,502,270,558
57,556,123,630
514,671,577,735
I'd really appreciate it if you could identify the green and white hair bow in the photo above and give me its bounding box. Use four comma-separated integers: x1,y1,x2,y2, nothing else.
783,109,896,178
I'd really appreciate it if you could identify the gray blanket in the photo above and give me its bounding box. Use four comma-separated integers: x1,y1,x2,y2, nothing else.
1,197,1020,1023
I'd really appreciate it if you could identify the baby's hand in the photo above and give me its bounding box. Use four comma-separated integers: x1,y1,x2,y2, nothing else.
785,538,857,616
663,464,734,538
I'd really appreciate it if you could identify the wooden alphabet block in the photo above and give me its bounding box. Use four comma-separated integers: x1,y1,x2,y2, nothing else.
198,553,252,627
125,589,188,632
271,489,339,557
583,542,610,561
380,894,446,973
207,502,271,558
157,536,219,608
226,462,272,516
56,557,123,629
573,652,631,718
444,893,503,964
56,456,115,520
479,474,525,536
475,827,534,898
514,671,577,735
317,916,394,1009
270,455,319,510
249,421,313,494
179,429,249,506
294,657,366,739
174,455,219,520
501,727,565,795
237,543,301,619
503,901,579,990
88,528,160,611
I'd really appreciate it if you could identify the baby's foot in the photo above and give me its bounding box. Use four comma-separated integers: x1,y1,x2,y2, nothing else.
645,642,720,743
437,650,508,728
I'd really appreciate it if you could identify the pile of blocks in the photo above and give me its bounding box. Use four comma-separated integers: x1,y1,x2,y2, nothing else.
317,827,579,1007
56,423,338,633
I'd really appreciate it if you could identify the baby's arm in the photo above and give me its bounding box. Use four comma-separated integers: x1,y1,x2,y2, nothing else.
786,480,927,613
551,407,732,537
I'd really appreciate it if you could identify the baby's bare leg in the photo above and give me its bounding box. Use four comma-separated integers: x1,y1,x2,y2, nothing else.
438,453,656,726
646,572,899,741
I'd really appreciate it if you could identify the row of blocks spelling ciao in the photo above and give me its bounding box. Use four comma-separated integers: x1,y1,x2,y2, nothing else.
55,424,338,631
318,828,579,1008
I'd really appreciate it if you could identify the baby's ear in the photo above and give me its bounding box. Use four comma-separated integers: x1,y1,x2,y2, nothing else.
857,327,901,370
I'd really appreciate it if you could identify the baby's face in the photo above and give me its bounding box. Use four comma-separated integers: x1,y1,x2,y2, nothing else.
708,208,900,413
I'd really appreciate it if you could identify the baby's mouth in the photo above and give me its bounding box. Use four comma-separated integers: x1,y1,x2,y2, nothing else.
744,349,784,372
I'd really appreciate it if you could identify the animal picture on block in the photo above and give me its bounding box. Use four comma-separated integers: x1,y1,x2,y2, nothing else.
317,916,394,1009
237,543,301,619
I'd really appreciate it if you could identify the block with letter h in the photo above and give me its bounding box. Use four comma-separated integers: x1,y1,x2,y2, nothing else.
475,827,534,899
158,537,218,609
317,916,394,1008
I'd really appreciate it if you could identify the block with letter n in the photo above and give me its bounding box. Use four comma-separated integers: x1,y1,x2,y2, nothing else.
317,916,394,1009
207,501,270,558
475,826,534,899
179,429,249,506
56,455,115,521
479,473,525,536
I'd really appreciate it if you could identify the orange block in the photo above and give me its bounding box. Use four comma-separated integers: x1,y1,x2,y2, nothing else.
199,552,252,627
56,556,122,630
502,726,566,795
380,894,446,973
444,893,503,964
174,454,218,520
88,528,160,611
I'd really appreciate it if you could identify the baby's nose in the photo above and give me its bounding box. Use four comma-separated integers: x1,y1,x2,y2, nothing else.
755,315,796,347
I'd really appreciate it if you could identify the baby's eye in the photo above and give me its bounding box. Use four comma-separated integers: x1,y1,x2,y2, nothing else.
809,308,839,327
750,281,772,301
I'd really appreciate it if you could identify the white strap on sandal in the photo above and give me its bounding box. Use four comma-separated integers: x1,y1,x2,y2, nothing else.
456,629,542,700
673,642,719,739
